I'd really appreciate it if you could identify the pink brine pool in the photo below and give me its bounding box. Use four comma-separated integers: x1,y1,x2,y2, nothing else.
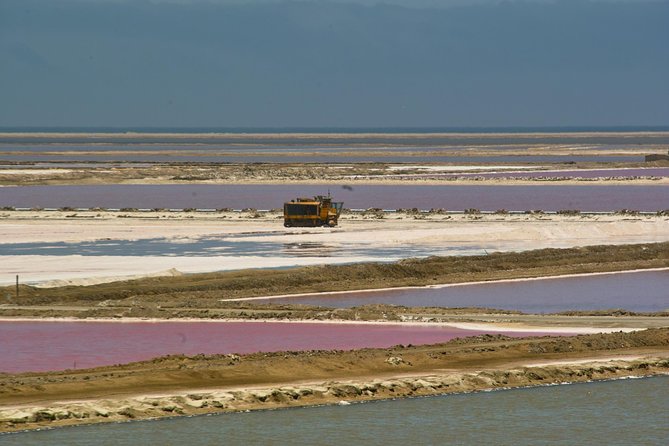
0,320,568,373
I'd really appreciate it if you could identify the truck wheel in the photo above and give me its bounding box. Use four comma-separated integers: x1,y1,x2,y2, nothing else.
327,219,336,227
284,221,292,227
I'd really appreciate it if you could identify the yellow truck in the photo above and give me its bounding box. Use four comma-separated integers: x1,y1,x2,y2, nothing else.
283,195,343,227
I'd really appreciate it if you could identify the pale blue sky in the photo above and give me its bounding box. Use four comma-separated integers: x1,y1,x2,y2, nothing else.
2,0,668,128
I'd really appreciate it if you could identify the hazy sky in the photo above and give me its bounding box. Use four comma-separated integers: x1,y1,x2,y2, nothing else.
2,0,668,128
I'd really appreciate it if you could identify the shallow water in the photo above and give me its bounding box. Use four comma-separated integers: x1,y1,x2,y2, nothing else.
0,235,477,259
402,167,669,179
255,270,669,313
3,376,667,445
0,321,560,373
1,184,667,211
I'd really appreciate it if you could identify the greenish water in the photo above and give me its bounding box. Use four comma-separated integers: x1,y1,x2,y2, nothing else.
3,376,667,445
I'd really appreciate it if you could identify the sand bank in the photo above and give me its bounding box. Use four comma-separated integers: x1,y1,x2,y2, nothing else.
3,255,380,287
2,214,667,286
0,315,642,334
0,169,74,175
524,355,651,367
3,211,666,244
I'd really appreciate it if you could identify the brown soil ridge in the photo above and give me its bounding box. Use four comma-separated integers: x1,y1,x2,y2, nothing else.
1,328,668,433
1,306,668,329
3,162,668,186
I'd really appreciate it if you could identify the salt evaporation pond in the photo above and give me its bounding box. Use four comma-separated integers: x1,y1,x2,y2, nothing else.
395,167,669,179
3,376,667,446
0,320,566,373
252,270,669,313
1,184,667,211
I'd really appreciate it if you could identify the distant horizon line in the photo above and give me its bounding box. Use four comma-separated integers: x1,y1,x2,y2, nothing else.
1,125,669,134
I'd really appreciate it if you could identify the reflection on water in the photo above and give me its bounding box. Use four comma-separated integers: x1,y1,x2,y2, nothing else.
283,242,334,257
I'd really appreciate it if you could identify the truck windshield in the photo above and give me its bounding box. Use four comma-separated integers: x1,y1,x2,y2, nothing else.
285,204,319,215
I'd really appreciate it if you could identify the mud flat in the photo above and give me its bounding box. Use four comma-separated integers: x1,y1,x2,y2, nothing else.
1,328,667,433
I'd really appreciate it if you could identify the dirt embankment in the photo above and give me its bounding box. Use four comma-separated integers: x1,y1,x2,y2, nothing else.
1,305,668,331
3,242,668,313
1,328,668,433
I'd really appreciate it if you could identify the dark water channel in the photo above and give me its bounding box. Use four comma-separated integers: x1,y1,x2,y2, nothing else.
3,376,667,446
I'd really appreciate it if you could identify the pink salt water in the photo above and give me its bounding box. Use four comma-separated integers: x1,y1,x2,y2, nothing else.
0,320,565,373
